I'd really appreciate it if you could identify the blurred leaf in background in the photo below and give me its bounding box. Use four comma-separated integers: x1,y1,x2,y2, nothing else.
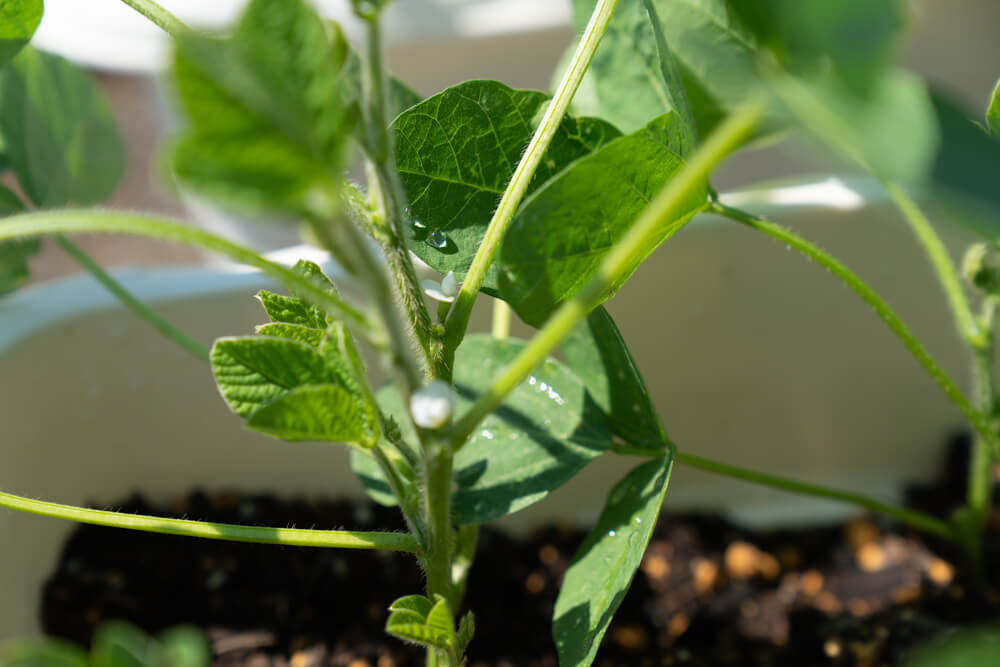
0,0,42,67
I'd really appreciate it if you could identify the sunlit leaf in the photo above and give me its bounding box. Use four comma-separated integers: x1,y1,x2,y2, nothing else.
0,0,42,67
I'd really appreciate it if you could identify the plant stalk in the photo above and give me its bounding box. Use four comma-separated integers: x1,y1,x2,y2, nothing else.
117,0,188,36
491,300,512,340
0,489,418,551
442,0,621,367
449,100,765,450
710,201,996,451
673,452,955,540
54,235,209,363
966,298,998,542
422,443,456,608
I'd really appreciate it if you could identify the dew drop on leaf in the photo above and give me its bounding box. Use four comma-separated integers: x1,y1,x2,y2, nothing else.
607,530,616,537
426,230,448,249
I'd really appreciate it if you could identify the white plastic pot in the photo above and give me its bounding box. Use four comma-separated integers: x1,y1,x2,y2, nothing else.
0,180,986,638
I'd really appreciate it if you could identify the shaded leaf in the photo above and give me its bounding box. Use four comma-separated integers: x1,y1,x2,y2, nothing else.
0,46,124,207
499,112,706,327
553,456,672,667
0,0,42,67
0,183,38,297
157,627,211,667
90,620,157,667
0,639,89,667
901,624,1000,667
567,0,694,141
245,384,369,446
171,0,353,217
392,79,621,287
562,306,668,449
989,79,999,136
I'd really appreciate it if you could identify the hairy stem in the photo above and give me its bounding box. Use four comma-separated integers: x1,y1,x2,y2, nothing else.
967,298,997,537
711,201,997,457
0,489,418,552
442,0,621,366
54,235,209,362
673,453,954,540
449,100,765,450
423,443,456,608
117,0,188,36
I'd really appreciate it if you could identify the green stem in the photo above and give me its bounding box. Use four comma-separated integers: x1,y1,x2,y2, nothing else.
885,183,982,346
423,444,456,608
0,210,372,334
712,201,997,452
372,444,426,546
449,100,765,451
674,452,955,540
0,489,418,552
117,0,188,36
967,298,997,526
491,300,511,340
54,235,209,363
442,0,620,365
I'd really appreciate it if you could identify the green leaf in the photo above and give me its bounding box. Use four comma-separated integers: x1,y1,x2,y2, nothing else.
989,79,1000,136
90,621,157,667
389,594,435,617
553,456,673,667
455,612,475,658
562,306,668,449
392,79,621,287
255,322,325,347
770,69,939,185
355,336,611,523
901,625,1000,667
0,639,89,667
211,336,342,418
171,0,353,217
568,0,694,141
245,384,369,446
256,290,328,329
498,112,707,327
0,0,42,67
385,596,454,649
0,183,38,297
425,597,456,648
0,46,125,208
156,627,211,667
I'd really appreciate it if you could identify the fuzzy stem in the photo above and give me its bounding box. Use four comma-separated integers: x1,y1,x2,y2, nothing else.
449,100,765,451
966,298,998,542
442,0,621,366
423,443,456,608
673,453,954,540
711,201,997,452
54,235,209,362
0,489,418,551
117,0,188,36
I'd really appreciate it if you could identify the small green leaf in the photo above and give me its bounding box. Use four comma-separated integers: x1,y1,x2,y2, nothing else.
245,384,369,446
568,0,694,142
0,46,125,208
385,608,452,649
499,112,706,327
988,79,1000,136
392,79,621,287
562,306,667,449
0,0,42,67
90,620,157,667
901,624,1000,667
425,597,455,647
389,594,435,617
455,612,475,658
1,639,89,667
0,183,38,297
171,0,353,217
157,627,211,667
771,69,939,185
255,322,325,347
553,456,673,667
257,290,328,329
211,336,341,418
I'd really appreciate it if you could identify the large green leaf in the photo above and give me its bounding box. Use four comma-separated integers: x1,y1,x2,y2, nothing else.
568,0,694,141
0,0,42,67
989,80,1000,136
352,335,611,523
0,46,124,208
562,306,668,449
392,79,621,287
770,69,939,185
901,625,1000,667
171,0,353,217
498,112,706,327
0,183,38,297
245,384,367,444
553,456,672,667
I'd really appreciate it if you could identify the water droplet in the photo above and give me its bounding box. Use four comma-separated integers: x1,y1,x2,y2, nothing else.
634,516,642,524
528,376,538,386
426,230,448,249
480,429,495,440
607,530,616,537
409,217,428,241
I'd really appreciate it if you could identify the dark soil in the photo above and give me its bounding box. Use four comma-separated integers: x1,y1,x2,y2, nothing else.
41,434,1000,666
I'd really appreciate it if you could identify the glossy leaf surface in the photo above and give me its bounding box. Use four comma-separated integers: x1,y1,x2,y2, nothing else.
0,183,38,297
0,47,124,208
499,112,706,326
0,0,42,66
562,306,667,449
392,79,620,287
553,456,672,667
171,0,352,217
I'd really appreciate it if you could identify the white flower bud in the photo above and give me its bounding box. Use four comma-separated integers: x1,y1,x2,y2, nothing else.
410,380,455,429
421,271,462,303
441,271,459,298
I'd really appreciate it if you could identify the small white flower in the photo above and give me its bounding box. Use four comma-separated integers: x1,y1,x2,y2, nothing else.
421,271,460,303
410,380,455,429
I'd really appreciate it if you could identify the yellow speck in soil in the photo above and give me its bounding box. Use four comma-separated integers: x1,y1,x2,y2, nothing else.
667,613,690,637
846,519,880,550
524,571,546,594
725,542,760,579
815,592,842,614
642,554,670,579
824,638,842,658
848,598,871,616
692,558,718,593
926,558,955,585
538,544,559,566
857,543,887,572
612,625,649,650
801,569,824,596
